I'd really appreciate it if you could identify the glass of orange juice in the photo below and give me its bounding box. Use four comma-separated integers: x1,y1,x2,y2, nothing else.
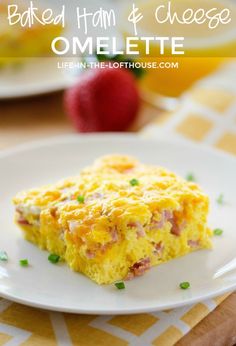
120,0,236,107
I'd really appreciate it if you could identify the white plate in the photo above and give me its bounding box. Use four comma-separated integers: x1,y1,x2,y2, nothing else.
0,134,235,314
0,58,72,99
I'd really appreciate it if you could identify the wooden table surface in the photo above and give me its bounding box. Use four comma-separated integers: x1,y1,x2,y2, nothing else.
0,92,236,346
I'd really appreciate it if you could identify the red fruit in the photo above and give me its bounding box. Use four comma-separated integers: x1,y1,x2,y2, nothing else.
64,67,140,132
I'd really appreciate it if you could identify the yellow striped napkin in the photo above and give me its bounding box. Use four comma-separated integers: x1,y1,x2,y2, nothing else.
0,61,235,346
144,60,236,155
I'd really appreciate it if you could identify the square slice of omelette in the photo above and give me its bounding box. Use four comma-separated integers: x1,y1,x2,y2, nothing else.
13,155,212,284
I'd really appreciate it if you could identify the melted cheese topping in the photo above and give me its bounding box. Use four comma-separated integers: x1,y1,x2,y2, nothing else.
13,155,212,284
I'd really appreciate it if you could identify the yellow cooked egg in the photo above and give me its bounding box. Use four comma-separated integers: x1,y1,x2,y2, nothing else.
13,155,212,284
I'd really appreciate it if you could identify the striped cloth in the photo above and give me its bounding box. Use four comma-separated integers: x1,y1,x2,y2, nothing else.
0,61,235,346
144,61,236,155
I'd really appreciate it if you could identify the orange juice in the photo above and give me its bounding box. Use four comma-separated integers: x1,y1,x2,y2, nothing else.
138,57,226,97
121,0,236,97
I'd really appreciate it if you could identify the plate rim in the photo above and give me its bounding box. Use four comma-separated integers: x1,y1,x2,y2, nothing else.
0,133,235,314
0,57,73,100
0,132,235,161
0,281,235,315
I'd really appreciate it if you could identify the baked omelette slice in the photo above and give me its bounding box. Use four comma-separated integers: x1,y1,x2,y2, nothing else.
13,155,212,284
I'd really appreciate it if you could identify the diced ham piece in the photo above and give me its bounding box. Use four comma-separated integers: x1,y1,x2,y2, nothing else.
110,227,119,242
149,209,185,236
153,242,164,256
188,240,200,248
149,210,173,230
163,210,173,221
170,219,186,236
137,229,145,238
136,223,145,238
128,222,146,238
126,257,151,280
127,222,137,228
170,219,181,236
17,216,30,225
16,209,31,225
86,250,95,259
123,168,134,174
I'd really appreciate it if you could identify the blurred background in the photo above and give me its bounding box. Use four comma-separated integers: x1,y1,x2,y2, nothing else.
0,0,236,148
